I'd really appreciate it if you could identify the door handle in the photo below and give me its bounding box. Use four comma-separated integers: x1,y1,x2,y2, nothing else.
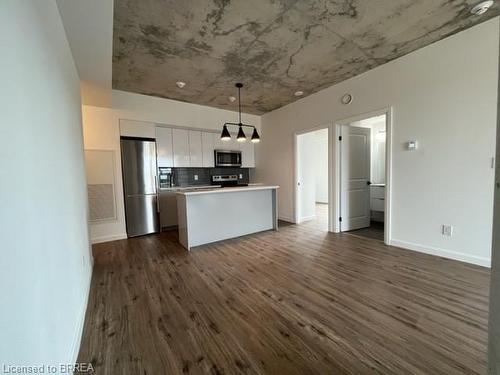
154,176,160,213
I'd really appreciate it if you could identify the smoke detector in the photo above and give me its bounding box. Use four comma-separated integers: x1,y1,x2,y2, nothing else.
471,1,493,15
228,96,236,102
294,90,304,96
175,81,186,88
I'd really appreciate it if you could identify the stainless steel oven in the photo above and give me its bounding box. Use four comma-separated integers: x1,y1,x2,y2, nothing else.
214,150,242,167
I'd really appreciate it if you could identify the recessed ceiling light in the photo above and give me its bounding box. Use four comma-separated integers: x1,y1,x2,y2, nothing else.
228,96,236,102
294,90,304,96
470,1,493,15
176,81,186,88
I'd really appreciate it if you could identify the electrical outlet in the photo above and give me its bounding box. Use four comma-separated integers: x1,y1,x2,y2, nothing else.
442,225,453,236
194,175,198,181
239,174,243,179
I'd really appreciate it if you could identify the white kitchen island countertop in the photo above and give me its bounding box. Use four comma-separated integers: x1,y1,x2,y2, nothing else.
176,185,279,250
176,185,279,195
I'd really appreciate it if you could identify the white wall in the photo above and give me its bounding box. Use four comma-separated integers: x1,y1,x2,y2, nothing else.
83,90,261,243
297,132,317,221
314,129,329,203
255,18,499,266
0,1,92,370
488,30,500,373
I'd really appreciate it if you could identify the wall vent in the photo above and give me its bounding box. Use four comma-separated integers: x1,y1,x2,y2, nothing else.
84,150,117,223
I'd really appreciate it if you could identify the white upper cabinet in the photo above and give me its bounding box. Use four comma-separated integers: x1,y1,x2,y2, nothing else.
156,125,252,168
213,132,239,151
213,132,227,151
172,128,190,167
189,130,203,167
156,127,173,167
202,132,215,167
239,140,255,168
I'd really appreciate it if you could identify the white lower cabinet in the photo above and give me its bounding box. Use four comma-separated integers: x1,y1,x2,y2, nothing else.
370,186,385,212
159,190,178,228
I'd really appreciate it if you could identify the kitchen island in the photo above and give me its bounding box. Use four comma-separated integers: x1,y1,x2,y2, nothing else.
176,185,279,250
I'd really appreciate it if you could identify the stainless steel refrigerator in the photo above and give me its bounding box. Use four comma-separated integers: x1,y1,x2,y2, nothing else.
120,137,159,237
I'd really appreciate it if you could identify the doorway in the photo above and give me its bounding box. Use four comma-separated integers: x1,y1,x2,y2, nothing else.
295,127,329,231
335,112,390,242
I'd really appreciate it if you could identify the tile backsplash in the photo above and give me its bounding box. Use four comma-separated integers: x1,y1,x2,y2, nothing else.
172,167,249,187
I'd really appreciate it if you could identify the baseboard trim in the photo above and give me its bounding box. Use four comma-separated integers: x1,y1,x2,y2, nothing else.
68,263,93,367
390,239,491,268
297,215,316,224
91,233,127,244
278,214,296,223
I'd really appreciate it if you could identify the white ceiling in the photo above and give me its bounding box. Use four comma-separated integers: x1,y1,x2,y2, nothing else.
56,0,114,106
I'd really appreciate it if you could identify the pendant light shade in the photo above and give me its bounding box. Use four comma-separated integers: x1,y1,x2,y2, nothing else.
251,128,260,143
221,124,231,141
237,125,246,142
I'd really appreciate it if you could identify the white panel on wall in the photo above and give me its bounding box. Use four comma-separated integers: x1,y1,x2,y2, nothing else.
119,119,155,138
85,150,116,222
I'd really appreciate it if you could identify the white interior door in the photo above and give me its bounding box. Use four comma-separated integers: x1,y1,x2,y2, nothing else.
340,125,371,231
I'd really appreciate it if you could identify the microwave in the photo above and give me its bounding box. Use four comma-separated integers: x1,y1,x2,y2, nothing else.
214,150,242,167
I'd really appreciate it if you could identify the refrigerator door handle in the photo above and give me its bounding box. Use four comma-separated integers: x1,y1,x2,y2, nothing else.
154,175,160,213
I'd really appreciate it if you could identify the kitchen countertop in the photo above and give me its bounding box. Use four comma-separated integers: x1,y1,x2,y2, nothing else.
176,185,279,196
160,185,220,191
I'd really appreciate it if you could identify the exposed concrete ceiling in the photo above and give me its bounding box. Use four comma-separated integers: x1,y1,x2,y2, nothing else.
112,0,499,115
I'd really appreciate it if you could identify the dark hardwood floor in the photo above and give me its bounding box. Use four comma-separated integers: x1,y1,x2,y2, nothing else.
346,221,385,241
78,216,490,374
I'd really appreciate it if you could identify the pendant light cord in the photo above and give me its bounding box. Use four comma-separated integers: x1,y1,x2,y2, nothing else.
238,85,242,124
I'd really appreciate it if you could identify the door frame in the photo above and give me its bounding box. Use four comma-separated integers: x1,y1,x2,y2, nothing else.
332,107,393,245
294,124,333,230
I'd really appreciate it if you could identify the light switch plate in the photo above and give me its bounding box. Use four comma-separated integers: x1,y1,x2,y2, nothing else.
194,175,198,181
407,141,418,151
239,174,243,179
442,224,453,236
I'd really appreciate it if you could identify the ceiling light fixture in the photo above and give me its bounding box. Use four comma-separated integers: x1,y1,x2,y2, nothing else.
228,96,236,102
237,125,246,142
470,0,493,15
221,124,231,141
294,90,304,96
220,83,260,143
251,128,260,143
176,81,186,88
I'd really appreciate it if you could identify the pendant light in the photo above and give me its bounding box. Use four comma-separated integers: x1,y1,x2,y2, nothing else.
251,127,260,143
221,124,231,141
220,83,260,142
237,125,246,142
